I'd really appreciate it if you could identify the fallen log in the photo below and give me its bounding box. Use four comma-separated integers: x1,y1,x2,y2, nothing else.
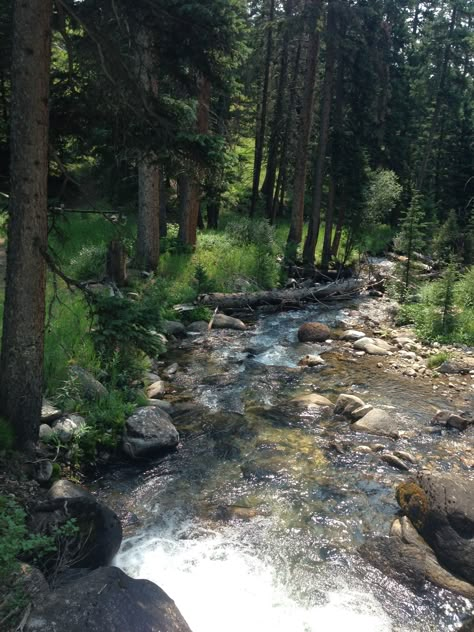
196,279,366,311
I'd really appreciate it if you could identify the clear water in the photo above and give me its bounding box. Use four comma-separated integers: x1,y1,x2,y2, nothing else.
99,300,474,631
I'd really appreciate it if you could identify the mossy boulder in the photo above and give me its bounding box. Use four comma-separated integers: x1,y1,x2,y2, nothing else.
396,480,429,531
297,322,331,343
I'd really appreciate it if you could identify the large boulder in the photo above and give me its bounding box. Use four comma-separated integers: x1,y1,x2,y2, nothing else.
123,406,179,458
397,471,474,585
334,393,366,418
297,322,330,343
69,365,108,401
212,313,246,331
353,337,391,356
30,480,122,570
352,408,399,439
161,319,187,337
25,566,192,632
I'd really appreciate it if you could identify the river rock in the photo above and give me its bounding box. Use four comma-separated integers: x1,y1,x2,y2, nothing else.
39,423,54,441
187,320,209,333
298,354,325,367
380,453,410,471
161,320,187,337
25,566,192,632
147,379,166,398
438,360,473,375
297,322,331,343
145,398,175,414
52,414,86,443
431,409,473,430
341,330,366,341
397,470,474,584
41,399,62,423
69,365,108,401
352,408,399,439
212,313,246,331
291,393,334,408
122,406,179,458
31,481,122,569
351,404,374,420
334,393,366,418
353,337,391,355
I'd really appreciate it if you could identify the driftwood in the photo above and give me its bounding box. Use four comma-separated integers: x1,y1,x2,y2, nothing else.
196,279,366,311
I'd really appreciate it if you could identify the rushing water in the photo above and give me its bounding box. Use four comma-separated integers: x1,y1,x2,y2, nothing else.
98,298,474,631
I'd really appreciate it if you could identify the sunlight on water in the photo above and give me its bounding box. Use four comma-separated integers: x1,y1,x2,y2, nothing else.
116,525,393,632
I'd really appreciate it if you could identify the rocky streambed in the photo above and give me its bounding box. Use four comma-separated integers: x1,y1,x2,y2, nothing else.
83,290,474,632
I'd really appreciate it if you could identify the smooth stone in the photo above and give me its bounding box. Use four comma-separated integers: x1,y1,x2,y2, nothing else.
161,320,187,337
41,399,62,423
341,330,366,341
351,404,374,420
69,365,108,401
297,322,331,343
187,320,209,333
298,354,325,367
33,460,53,483
353,337,392,352
352,408,399,439
147,379,167,398
24,566,192,632
212,313,246,331
164,362,179,376
393,450,417,464
122,407,179,459
291,393,334,408
380,453,410,471
52,414,86,443
334,393,366,418
38,424,54,441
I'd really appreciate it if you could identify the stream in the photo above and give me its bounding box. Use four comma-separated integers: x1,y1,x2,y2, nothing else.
97,296,474,631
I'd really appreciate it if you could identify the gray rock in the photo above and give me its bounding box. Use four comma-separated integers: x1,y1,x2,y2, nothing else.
393,450,417,464
147,379,166,398
291,393,334,408
438,360,473,375
69,365,107,401
123,406,179,459
334,393,366,418
353,337,391,355
52,414,86,443
25,566,192,632
352,408,399,439
145,398,175,414
31,481,122,570
380,453,410,471
41,399,62,423
161,319,187,337
33,460,53,483
187,320,209,333
164,362,179,376
145,371,161,384
341,330,366,341
351,404,374,420
38,424,54,441
212,313,246,331
431,409,473,431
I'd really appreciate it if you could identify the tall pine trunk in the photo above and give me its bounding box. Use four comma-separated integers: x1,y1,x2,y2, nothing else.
136,28,160,270
287,0,323,253
250,0,275,217
0,0,52,449
303,1,337,265
179,75,210,246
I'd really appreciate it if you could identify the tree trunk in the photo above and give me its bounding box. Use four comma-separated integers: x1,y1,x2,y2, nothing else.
303,0,337,265
331,189,347,259
179,75,210,246
287,0,323,252
136,28,160,271
416,5,457,191
106,240,127,286
0,0,52,449
262,0,294,220
250,0,275,217
159,173,168,237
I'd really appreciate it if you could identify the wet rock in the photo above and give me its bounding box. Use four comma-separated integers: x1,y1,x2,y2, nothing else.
213,313,246,331
291,393,334,408
147,379,167,398
398,470,474,585
161,320,187,337
393,450,417,464
164,362,179,376
297,322,331,343
39,423,54,441
41,399,62,423
52,414,86,443
187,320,209,333
69,365,107,401
145,398,175,414
334,393,366,418
438,360,473,375
123,406,179,459
352,408,399,439
341,330,366,341
31,481,122,570
351,404,374,420
431,409,473,430
298,354,325,367
380,453,410,471
25,566,192,632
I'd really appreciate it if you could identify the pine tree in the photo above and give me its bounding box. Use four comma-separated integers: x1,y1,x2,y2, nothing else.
395,190,426,303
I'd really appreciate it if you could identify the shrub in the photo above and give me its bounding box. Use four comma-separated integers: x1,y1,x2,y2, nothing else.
69,244,107,281
426,352,451,369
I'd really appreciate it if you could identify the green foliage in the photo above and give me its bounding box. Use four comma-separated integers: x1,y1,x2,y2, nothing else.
426,351,451,369
432,210,461,263
363,168,402,224
69,244,107,281
179,306,213,325
394,191,427,302
430,261,458,336
0,417,14,451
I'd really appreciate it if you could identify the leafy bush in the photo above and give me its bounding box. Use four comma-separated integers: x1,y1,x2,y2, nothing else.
426,352,451,369
69,244,107,281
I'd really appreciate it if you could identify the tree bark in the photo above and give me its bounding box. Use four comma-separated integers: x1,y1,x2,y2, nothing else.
136,28,160,271
178,75,210,246
287,0,323,251
0,0,52,449
303,0,337,265
250,0,275,217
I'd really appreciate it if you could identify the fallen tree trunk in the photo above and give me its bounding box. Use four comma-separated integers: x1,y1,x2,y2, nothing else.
196,279,366,310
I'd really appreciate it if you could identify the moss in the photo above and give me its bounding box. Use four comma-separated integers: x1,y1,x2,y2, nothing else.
396,481,429,531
